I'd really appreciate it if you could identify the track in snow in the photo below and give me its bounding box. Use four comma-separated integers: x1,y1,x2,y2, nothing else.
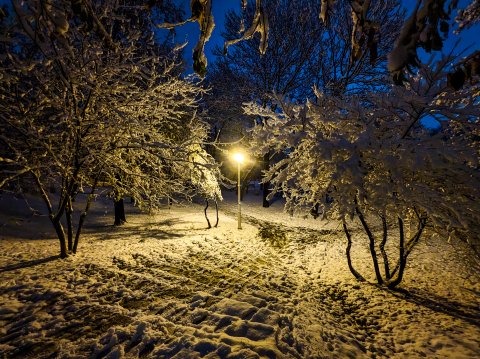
1,196,479,358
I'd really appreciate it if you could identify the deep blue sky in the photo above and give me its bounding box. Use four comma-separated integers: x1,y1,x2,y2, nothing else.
166,0,479,69
1,0,477,67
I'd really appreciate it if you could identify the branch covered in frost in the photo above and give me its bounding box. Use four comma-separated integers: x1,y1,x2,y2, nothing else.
157,0,215,77
248,55,480,248
386,0,478,85
223,0,269,56
0,0,222,212
455,0,480,30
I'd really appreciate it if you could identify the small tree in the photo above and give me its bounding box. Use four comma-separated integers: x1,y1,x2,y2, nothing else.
0,0,220,257
248,55,479,287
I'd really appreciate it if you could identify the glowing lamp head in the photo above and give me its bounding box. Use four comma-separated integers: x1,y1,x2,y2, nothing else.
232,152,245,164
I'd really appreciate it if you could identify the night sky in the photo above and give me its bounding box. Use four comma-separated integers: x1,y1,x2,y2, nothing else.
1,0,478,70
168,0,479,70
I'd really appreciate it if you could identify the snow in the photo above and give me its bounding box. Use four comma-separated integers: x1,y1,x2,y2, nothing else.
0,190,479,358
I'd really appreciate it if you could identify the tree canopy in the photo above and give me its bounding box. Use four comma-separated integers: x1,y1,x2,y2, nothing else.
0,0,221,257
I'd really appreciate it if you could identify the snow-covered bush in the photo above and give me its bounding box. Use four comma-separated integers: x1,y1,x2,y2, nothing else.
248,55,479,287
0,0,221,257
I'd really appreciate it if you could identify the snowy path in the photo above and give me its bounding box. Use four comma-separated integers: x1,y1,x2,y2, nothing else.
0,193,479,358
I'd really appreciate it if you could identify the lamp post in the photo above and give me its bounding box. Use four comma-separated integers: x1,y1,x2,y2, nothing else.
232,152,245,229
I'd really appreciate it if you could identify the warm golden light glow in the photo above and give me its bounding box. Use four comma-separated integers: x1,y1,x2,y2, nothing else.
232,152,245,164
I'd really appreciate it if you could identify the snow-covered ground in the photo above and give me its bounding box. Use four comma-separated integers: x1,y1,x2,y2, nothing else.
0,190,479,358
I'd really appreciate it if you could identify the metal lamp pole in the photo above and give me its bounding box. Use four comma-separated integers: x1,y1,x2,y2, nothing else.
237,161,242,229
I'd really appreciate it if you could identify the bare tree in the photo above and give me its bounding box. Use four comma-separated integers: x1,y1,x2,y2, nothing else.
309,0,403,96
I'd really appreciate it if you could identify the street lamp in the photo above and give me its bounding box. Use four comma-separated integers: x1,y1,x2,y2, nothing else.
232,152,245,229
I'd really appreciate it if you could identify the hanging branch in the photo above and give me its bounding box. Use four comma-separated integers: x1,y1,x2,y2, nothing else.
224,0,269,56
319,0,378,64
157,0,215,77
320,0,336,24
350,0,379,64
387,0,454,85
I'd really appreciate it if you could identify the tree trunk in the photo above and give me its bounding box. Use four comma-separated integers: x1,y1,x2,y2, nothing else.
51,218,68,258
73,213,86,254
31,171,69,258
66,196,73,252
73,182,97,254
262,152,270,208
342,221,365,282
204,199,212,229
310,203,320,219
356,206,383,285
387,218,406,288
214,199,219,227
114,197,126,225
379,216,391,280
